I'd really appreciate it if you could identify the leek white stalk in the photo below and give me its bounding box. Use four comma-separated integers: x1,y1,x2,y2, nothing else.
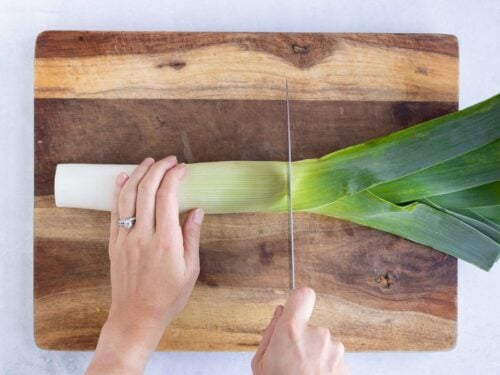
55,161,289,214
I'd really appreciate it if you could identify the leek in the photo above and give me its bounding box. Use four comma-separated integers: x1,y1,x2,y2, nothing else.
55,94,500,270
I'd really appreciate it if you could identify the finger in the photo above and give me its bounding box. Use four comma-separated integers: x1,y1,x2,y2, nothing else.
332,341,345,360
182,208,204,272
331,340,345,366
252,305,284,368
109,172,128,243
136,156,178,231
156,163,186,232
280,287,316,325
332,341,345,356
310,326,331,342
118,157,155,229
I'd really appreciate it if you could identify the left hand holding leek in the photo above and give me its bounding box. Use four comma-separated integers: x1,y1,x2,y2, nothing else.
86,156,204,375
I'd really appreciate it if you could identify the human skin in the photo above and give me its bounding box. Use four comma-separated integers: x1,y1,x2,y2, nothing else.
85,156,204,374
252,287,349,375
85,156,347,375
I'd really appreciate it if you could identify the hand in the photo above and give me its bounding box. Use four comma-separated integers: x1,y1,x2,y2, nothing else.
86,156,204,375
252,288,348,375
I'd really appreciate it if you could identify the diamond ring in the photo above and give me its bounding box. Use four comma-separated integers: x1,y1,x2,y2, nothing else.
117,216,136,229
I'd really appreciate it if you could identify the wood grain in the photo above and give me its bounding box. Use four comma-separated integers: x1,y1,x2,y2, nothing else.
35,197,456,350
35,99,456,196
35,32,458,59
34,32,458,351
35,32,458,101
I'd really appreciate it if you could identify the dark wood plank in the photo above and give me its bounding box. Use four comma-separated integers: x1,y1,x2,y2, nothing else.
35,212,290,299
35,99,456,195
35,32,458,64
294,213,456,321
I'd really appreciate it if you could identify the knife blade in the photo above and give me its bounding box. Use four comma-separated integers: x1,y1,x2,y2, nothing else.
285,79,295,290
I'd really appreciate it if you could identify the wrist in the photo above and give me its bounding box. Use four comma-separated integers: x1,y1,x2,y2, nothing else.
87,316,160,374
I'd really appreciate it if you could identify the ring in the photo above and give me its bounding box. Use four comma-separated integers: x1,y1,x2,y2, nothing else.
118,216,136,229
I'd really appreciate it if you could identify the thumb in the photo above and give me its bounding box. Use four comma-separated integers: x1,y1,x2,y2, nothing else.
182,208,204,271
281,287,316,325
252,305,284,371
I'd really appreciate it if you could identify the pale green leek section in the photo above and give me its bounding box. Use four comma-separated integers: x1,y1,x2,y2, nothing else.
180,161,288,214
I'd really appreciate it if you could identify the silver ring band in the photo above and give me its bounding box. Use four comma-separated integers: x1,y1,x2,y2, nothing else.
118,216,136,229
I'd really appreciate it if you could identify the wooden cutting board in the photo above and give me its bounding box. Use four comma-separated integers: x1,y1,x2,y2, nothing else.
34,31,458,351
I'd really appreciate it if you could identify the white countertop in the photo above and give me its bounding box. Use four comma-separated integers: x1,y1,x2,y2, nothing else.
1,0,499,373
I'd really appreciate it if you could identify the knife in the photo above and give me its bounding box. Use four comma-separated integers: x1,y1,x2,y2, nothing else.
285,79,295,290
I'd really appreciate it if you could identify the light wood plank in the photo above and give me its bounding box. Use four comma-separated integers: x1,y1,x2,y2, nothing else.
35,39,457,101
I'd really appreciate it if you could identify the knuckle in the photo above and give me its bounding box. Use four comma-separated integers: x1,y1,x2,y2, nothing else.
313,327,331,345
157,231,173,244
144,161,162,175
184,232,197,247
158,239,176,253
157,186,175,201
190,262,201,278
136,236,149,249
161,175,175,189
119,185,136,202
321,327,331,340
165,167,182,181
138,178,154,194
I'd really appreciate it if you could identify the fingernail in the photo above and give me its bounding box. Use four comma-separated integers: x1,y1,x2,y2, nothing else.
142,157,155,166
192,208,204,224
116,173,127,185
167,155,177,164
